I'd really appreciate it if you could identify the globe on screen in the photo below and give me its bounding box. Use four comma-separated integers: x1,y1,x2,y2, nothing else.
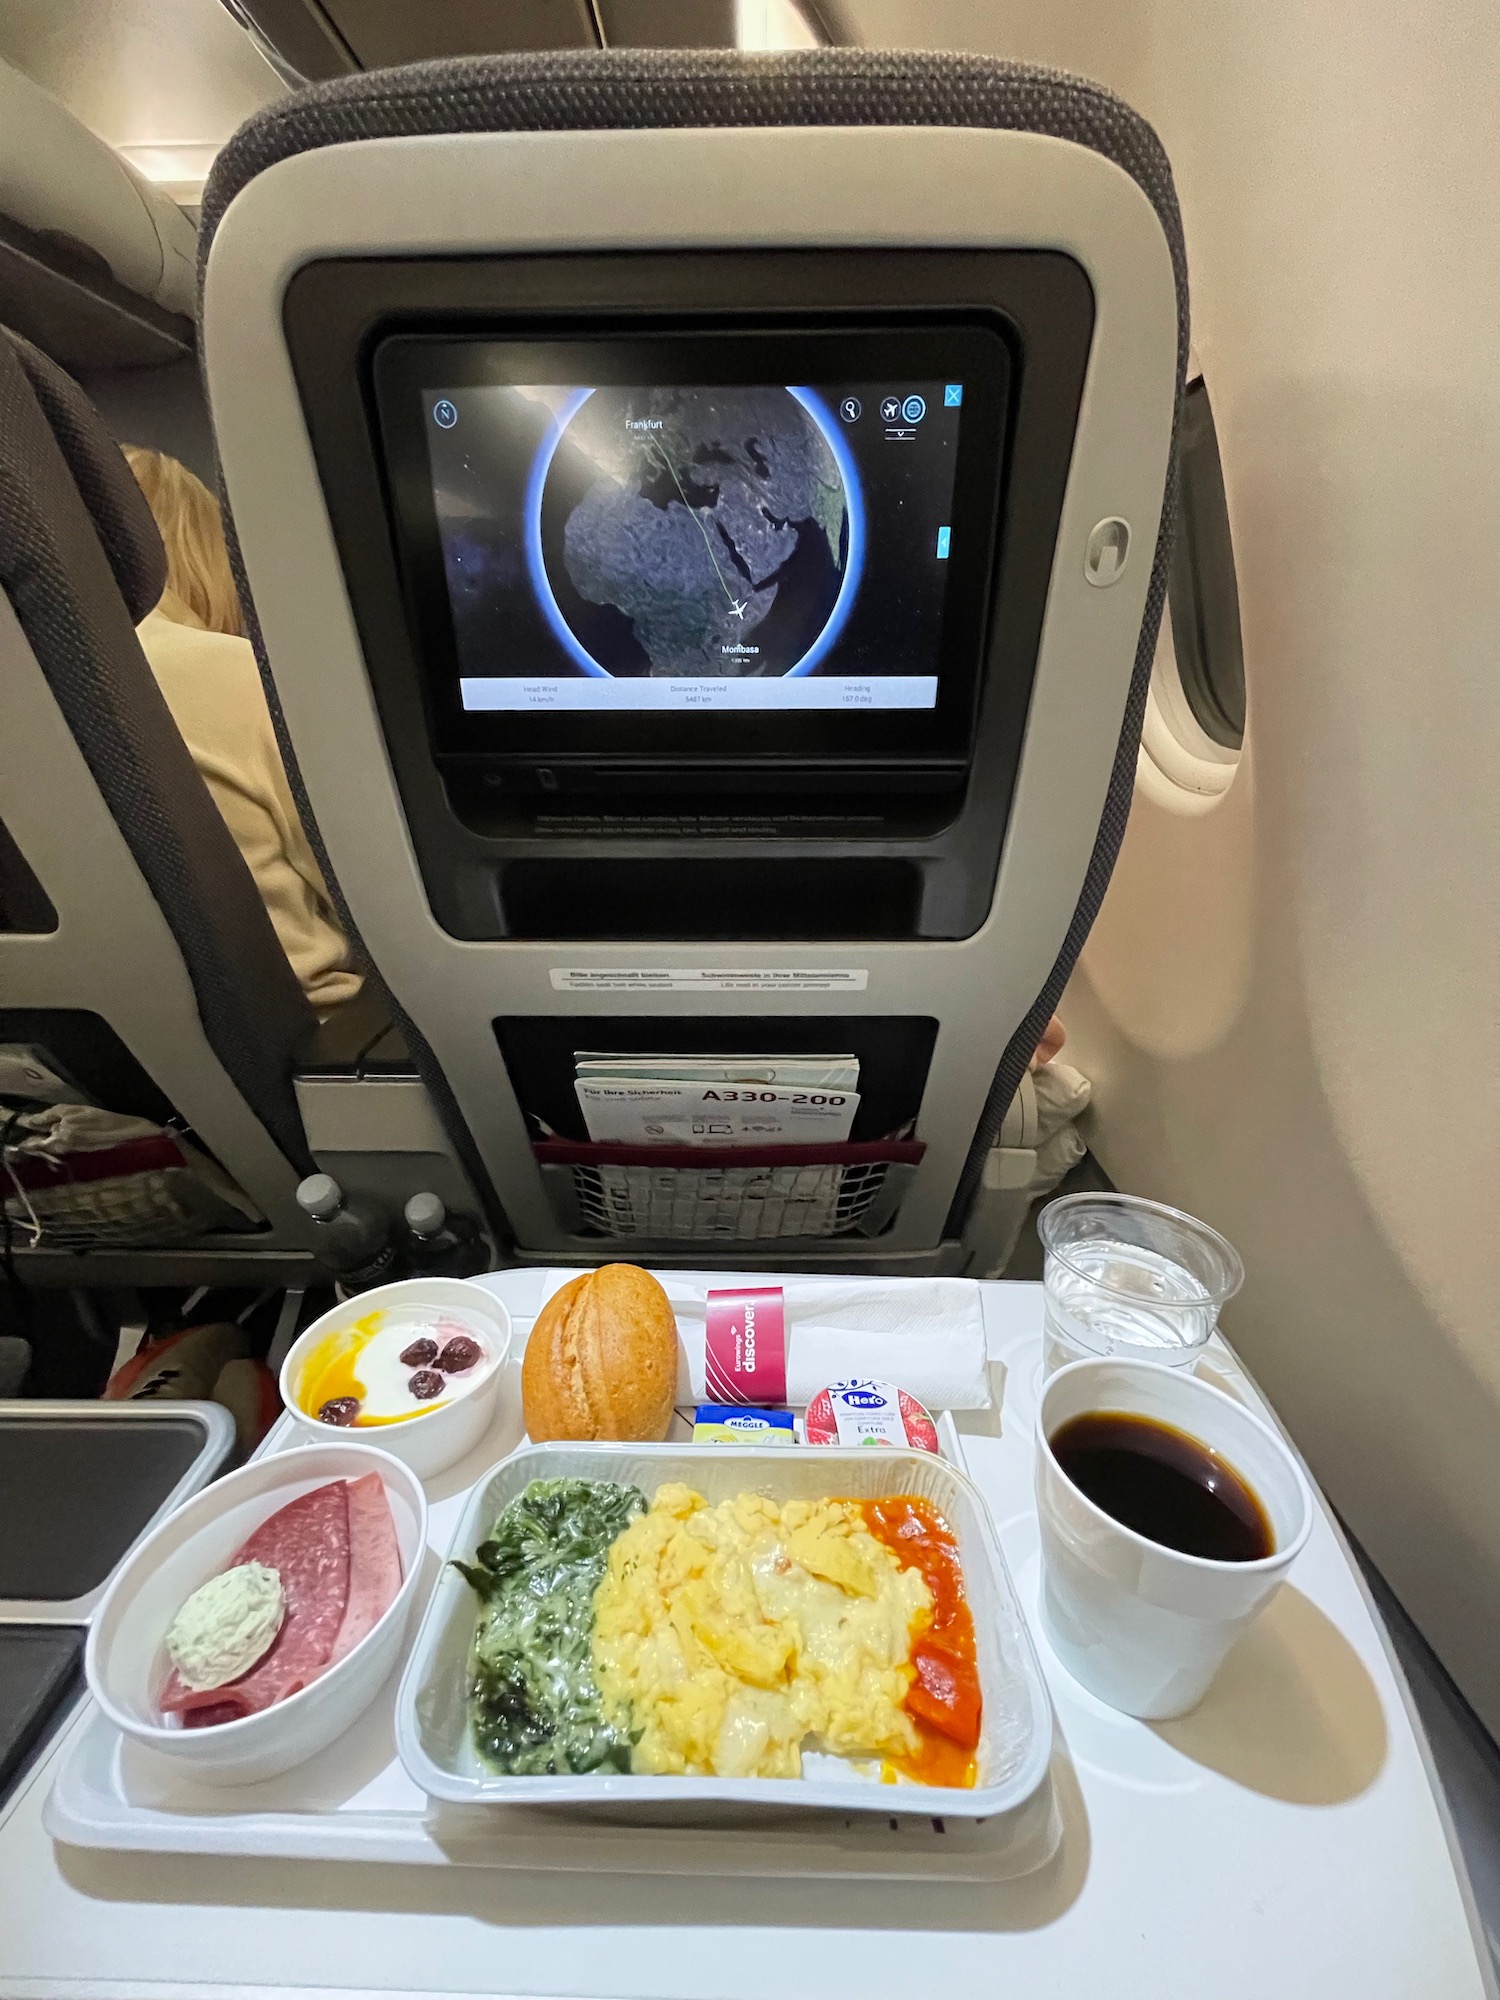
536,386,854,679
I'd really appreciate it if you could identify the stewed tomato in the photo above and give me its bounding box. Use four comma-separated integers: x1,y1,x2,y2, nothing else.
859,1495,983,1788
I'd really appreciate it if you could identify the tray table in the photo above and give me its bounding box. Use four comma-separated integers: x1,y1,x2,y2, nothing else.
0,1272,1492,2000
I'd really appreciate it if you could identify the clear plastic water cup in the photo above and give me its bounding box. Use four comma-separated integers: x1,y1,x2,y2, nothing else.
1038,1193,1244,1377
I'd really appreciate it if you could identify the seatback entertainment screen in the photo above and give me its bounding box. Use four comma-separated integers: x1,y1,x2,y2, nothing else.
432,379,958,712
375,326,1009,754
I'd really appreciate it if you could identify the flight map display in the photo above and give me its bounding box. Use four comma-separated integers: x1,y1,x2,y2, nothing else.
420,378,967,714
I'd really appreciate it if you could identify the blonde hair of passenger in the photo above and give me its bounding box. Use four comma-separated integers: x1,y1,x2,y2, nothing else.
122,445,244,638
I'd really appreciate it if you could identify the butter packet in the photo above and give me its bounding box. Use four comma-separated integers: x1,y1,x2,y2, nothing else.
693,1404,798,1445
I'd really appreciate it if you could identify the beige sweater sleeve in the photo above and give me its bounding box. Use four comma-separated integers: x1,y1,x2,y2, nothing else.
136,609,363,1013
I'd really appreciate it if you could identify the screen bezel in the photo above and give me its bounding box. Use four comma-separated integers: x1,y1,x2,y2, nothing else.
371,321,1011,766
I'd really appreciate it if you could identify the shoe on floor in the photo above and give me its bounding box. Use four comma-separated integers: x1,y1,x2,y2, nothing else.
103,1322,250,1402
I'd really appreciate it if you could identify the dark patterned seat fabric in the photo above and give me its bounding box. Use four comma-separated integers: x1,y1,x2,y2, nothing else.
0,327,315,1174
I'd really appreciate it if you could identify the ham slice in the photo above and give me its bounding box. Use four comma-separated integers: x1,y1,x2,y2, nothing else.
160,1479,351,1725
328,1471,403,1664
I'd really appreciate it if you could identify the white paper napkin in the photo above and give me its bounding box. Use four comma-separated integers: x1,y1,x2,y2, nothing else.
535,1271,991,1411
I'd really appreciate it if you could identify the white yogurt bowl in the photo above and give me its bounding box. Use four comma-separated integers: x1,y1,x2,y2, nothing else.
85,1442,426,1786
280,1279,512,1479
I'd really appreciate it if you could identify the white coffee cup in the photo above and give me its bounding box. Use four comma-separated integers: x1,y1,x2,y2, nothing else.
1035,1358,1314,1719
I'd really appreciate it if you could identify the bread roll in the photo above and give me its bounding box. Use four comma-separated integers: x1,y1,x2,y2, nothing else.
522,1264,678,1443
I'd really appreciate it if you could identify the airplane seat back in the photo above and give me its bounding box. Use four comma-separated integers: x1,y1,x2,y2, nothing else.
0,325,320,1249
201,48,1186,1270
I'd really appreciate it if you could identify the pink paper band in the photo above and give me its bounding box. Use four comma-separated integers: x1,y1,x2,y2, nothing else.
704,1287,787,1405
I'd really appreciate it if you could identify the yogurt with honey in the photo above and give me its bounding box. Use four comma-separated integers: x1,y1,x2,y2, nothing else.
295,1301,499,1428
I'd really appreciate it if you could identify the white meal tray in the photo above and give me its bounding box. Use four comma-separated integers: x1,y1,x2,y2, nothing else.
45,1358,1060,1883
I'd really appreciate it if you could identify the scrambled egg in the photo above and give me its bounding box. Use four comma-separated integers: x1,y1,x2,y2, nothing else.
591,1483,931,1779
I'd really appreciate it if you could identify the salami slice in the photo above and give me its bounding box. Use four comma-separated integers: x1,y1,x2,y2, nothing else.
160,1479,351,1725
328,1472,403,1665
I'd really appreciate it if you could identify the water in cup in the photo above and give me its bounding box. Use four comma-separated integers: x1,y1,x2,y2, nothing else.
1039,1194,1243,1376
1044,1238,1216,1373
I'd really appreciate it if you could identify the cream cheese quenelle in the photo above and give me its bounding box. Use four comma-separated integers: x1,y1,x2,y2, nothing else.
165,1560,285,1692
295,1300,500,1429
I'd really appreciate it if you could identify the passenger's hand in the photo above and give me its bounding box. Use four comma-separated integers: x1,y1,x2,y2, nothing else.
1030,1014,1066,1070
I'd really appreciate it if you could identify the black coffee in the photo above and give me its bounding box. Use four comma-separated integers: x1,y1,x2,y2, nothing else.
1049,1410,1275,1562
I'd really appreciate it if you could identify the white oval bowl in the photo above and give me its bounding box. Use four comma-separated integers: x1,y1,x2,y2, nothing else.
279,1279,512,1479
85,1442,427,1786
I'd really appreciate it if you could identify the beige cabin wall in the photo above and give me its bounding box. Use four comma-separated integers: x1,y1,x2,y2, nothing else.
846,0,1500,1725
